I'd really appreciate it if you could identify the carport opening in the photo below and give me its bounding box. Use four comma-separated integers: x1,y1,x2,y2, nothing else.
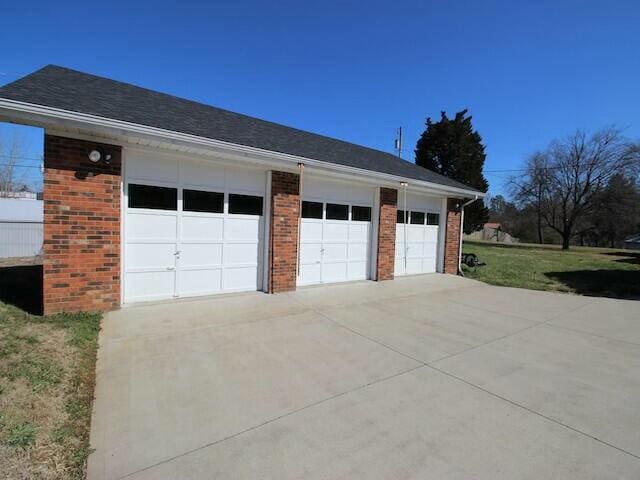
0,121,44,314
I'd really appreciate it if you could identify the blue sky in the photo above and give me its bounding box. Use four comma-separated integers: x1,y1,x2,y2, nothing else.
1,0,639,195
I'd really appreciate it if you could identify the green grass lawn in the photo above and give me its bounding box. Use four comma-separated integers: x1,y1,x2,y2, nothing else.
0,302,101,479
462,241,640,299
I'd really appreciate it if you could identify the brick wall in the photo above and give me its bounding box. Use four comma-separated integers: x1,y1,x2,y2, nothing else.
443,198,462,275
269,171,300,293
375,187,398,281
43,135,121,314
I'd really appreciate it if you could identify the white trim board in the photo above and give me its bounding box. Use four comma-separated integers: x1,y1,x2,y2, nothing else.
0,98,484,199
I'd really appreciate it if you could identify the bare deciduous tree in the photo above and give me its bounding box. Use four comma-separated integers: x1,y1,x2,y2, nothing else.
0,133,30,196
511,152,551,244
512,128,640,250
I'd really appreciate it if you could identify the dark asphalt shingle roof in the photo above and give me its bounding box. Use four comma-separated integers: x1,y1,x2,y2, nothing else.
0,65,481,194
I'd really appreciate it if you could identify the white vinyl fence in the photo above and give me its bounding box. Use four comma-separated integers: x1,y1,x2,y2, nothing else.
0,221,43,258
0,197,44,259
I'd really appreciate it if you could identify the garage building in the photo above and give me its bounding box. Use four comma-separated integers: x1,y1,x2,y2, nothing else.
0,66,483,314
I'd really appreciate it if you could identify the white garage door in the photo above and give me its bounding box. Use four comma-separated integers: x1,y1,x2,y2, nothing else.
395,210,440,276
298,178,374,286
395,193,443,277
124,151,265,303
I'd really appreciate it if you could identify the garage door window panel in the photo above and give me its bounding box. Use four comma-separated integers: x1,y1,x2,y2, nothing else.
128,184,177,210
326,203,348,220
427,213,440,225
397,210,407,224
302,201,323,219
351,205,371,222
183,189,223,213
410,211,425,225
229,194,263,215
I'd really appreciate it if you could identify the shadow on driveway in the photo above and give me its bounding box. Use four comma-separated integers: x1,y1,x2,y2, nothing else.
0,264,43,315
544,269,640,300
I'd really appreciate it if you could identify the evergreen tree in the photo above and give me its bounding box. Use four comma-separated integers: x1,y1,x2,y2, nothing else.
415,110,489,233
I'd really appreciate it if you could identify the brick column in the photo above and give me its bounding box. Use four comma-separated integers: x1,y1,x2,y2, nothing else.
43,135,122,314
375,187,398,281
269,171,300,293
443,199,462,275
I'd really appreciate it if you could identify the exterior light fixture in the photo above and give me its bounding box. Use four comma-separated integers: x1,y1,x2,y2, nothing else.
400,181,408,187
88,150,102,162
88,149,112,164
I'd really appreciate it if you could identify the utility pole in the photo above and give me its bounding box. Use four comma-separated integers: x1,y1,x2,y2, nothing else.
394,127,403,158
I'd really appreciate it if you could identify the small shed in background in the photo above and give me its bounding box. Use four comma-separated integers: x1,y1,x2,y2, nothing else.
464,222,519,244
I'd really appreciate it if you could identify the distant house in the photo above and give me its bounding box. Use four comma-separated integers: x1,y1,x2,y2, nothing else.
0,196,44,258
464,222,518,244
624,234,640,250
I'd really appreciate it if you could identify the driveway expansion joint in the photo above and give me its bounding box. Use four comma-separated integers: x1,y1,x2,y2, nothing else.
426,363,640,462
291,291,640,462
116,363,428,480
544,322,640,347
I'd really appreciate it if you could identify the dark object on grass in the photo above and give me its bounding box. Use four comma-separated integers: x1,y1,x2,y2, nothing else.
462,253,485,268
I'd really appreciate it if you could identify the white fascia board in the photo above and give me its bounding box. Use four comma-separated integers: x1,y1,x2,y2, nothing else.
0,98,484,199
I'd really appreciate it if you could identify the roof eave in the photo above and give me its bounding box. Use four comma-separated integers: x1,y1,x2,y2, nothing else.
0,98,484,199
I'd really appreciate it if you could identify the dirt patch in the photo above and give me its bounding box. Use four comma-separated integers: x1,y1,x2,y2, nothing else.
0,256,42,268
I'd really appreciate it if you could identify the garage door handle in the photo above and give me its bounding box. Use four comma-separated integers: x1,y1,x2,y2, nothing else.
166,266,175,271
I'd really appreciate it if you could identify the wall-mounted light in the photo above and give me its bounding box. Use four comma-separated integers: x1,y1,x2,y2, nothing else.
88,150,101,162
88,149,112,164
399,181,408,187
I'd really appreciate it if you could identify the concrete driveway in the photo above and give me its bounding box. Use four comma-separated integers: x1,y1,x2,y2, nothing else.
88,275,640,479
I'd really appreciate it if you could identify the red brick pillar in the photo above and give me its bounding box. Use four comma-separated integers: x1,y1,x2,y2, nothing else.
375,187,398,281
269,171,300,293
43,135,122,314
443,199,462,275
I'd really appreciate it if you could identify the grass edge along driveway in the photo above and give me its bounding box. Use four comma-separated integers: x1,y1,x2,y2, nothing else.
462,240,640,299
0,302,101,479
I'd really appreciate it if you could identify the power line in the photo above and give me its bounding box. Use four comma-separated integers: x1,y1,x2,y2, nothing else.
485,168,527,173
0,154,43,162
484,162,615,174
0,72,26,77
484,166,565,174
0,162,42,169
